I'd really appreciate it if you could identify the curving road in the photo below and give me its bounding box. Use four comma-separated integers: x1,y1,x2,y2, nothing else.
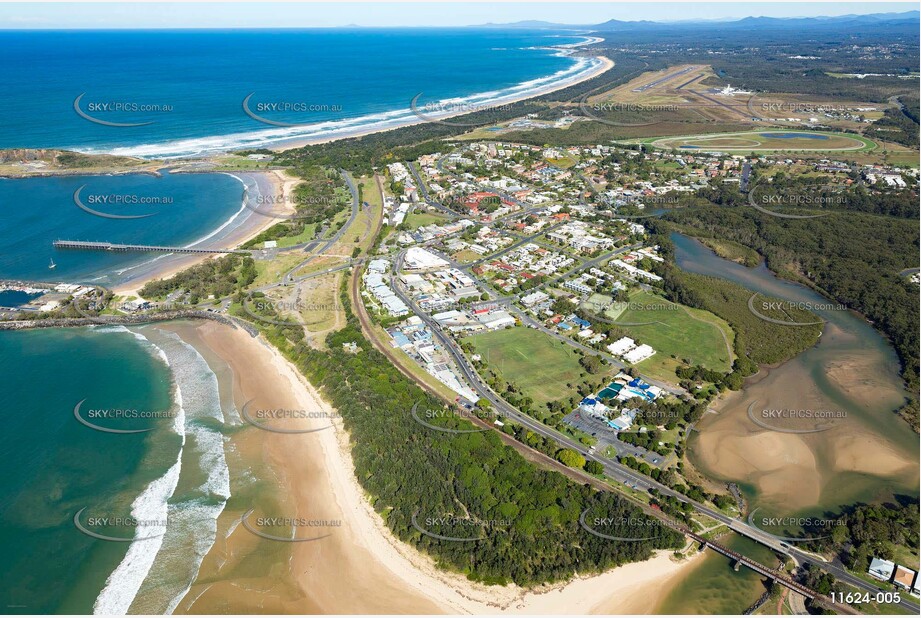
281,169,362,285
383,250,918,616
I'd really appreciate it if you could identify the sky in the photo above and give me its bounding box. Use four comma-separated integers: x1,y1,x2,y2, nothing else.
0,1,916,29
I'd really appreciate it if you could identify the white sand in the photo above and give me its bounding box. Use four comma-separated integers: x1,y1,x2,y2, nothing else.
212,322,701,614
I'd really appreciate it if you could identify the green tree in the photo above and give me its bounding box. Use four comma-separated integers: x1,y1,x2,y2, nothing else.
556,448,586,469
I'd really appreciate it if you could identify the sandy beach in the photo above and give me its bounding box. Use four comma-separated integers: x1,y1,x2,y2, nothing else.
111,168,298,298
164,319,701,614
104,50,612,297
266,54,615,152
96,43,698,614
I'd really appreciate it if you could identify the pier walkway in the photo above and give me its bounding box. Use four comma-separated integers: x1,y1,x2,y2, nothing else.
53,240,250,255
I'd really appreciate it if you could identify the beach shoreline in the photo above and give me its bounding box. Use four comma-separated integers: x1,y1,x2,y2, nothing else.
1,48,614,168
5,42,613,298
103,44,612,295
110,167,299,297
78,37,614,159
265,54,614,152
163,319,703,615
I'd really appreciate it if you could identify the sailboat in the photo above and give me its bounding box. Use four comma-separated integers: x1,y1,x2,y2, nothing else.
48,258,56,270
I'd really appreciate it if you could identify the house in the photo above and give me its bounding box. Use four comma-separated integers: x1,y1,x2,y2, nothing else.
868,557,896,582
893,565,917,590
624,344,655,364
607,337,636,356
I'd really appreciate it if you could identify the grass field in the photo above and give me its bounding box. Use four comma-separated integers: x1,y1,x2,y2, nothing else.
584,290,734,375
545,155,578,169
275,222,317,248
469,326,598,406
452,249,482,263
404,211,449,230
648,130,874,153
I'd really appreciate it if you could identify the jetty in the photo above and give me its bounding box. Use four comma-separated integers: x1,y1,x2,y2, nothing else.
53,240,250,255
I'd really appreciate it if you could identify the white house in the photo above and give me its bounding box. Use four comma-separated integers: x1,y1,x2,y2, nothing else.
868,557,896,582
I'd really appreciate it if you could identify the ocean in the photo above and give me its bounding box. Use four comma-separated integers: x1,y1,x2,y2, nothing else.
0,28,595,158
0,170,257,286
0,27,591,613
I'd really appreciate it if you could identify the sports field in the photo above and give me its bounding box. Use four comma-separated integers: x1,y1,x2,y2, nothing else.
469,327,596,406
582,291,734,374
403,211,449,230
648,130,874,152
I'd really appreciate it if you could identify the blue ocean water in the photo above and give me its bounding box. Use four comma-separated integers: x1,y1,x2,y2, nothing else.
0,29,591,157
0,27,591,613
0,323,235,614
0,170,248,284
0,326,176,613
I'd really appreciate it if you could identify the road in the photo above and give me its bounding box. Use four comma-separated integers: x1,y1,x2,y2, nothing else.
463,220,569,270
281,169,362,284
686,89,755,120
741,162,752,191
534,243,641,293
343,161,918,615
383,255,919,616
406,161,461,219
508,303,684,397
563,408,664,466
432,237,686,397
242,169,368,304
632,65,701,92
434,152,553,221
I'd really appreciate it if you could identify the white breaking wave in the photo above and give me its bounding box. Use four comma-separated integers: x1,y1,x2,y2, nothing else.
92,459,183,615
157,330,231,615
136,330,230,615
92,330,186,615
74,51,602,160
90,327,231,615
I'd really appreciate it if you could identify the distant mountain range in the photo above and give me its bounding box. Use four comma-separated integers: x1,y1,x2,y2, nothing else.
477,10,920,33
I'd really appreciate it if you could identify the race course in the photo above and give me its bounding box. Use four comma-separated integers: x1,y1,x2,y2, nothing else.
646,130,875,152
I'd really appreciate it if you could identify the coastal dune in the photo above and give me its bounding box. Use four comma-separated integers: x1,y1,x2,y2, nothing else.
169,320,702,614
266,54,615,152
170,320,446,614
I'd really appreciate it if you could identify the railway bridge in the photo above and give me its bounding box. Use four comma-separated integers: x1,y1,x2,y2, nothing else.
670,524,857,614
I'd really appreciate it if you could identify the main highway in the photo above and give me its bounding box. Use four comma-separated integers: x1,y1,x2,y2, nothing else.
385,248,919,616
327,160,915,614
